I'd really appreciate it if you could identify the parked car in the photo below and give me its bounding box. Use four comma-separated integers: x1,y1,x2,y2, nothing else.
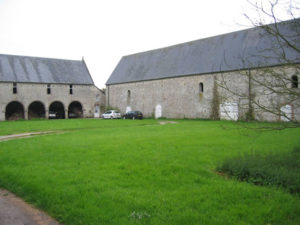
101,110,121,119
123,111,143,120
49,111,56,119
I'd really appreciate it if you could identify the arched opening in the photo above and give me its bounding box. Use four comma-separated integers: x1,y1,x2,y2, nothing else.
5,101,25,120
199,82,204,93
49,101,65,119
68,101,83,118
28,101,45,119
292,75,298,88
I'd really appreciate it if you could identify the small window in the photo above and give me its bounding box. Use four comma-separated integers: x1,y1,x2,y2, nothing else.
127,90,131,105
47,84,51,94
199,82,204,93
292,75,298,88
70,84,73,95
13,83,17,94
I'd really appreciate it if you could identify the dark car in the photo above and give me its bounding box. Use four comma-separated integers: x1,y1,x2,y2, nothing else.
123,111,143,120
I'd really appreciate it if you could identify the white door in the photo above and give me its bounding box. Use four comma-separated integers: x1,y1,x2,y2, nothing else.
94,105,100,118
220,102,238,121
155,104,162,119
280,104,292,121
126,106,132,113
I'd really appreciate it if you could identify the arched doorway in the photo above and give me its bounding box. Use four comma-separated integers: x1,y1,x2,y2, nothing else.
49,101,65,119
68,101,83,118
5,101,25,120
28,101,45,119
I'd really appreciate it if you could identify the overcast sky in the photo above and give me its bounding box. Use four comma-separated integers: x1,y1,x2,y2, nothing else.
0,0,296,88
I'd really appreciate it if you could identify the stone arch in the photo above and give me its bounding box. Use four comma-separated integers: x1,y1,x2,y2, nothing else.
5,101,25,120
49,101,65,119
68,101,83,118
28,101,46,119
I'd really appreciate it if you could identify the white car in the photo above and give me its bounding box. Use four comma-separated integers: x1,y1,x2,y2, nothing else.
49,111,56,119
101,110,121,119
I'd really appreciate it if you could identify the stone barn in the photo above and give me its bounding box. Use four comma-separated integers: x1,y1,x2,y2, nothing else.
0,54,105,121
106,19,299,121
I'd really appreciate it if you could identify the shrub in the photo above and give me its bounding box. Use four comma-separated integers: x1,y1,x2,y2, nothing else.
217,146,300,194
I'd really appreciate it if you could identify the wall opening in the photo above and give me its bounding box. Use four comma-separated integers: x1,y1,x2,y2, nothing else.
28,101,45,119
49,101,65,119
292,75,298,88
47,84,51,94
13,83,17,94
69,84,73,95
127,90,131,105
68,101,83,118
5,101,24,120
199,82,204,93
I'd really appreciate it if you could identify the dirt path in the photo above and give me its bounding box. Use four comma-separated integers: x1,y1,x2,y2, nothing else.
0,132,62,224
0,131,57,142
0,189,61,225
159,121,177,125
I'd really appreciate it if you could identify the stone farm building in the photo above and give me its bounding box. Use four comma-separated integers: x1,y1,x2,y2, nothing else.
106,19,300,121
0,54,105,121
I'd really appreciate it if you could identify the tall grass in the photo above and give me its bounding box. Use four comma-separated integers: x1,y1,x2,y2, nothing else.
217,146,300,194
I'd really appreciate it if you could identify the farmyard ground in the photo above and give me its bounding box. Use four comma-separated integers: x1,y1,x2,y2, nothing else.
0,119,299,225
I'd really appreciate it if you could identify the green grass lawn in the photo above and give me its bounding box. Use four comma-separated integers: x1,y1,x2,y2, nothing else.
0,119,299,225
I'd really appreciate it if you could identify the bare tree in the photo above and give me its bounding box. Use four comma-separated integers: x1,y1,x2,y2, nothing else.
217,0,300,129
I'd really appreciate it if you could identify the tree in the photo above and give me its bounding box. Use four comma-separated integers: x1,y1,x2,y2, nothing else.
217,0,300,129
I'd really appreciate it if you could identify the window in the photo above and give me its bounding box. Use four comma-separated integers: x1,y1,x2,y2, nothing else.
127,90,131,105
70,84,73,95
199,82,204,93
13,83,17,94
292,75,298,88
47,84,51,94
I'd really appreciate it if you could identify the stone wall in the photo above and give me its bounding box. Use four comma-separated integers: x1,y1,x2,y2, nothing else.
0,82,105,121
107,66,299,121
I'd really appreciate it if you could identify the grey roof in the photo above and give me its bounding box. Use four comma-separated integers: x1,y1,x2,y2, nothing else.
107,19,300,85
0,54,94,85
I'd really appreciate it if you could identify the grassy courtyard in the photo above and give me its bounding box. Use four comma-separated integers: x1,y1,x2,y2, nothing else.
0,119,299,225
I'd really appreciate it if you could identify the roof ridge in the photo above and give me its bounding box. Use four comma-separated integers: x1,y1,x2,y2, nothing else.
0,53,82,63
122,18,299,58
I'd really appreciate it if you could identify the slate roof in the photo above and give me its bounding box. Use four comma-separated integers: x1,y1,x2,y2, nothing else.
107,19,300,85
0,54,94,85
